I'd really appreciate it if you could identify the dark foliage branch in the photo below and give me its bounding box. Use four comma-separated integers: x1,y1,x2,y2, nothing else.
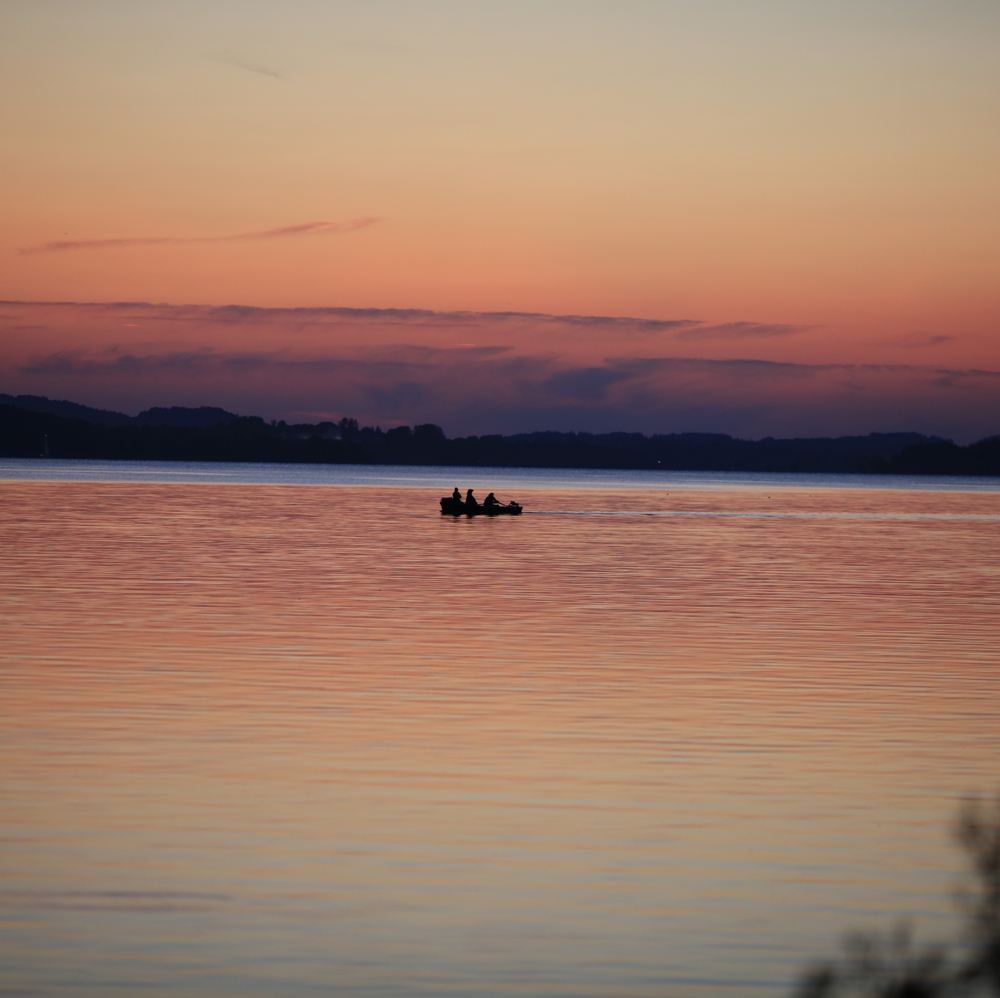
794,796,1000,997
956,797,1000,991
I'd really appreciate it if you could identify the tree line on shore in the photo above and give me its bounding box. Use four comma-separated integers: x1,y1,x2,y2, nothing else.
1,395,998,476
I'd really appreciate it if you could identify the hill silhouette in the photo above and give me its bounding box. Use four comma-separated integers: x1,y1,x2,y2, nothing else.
0,394,238,429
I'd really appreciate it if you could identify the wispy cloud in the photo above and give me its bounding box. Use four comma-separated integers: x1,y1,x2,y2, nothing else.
18,219,382,255
19,345,1000,386
0,299,699,334
675,322,815,341
210,54,283,79
892,331,958,349
171,304,698,333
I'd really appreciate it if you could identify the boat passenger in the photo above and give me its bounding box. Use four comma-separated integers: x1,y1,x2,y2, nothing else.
452,487,462,501
483,492,500,507
465,489,479,508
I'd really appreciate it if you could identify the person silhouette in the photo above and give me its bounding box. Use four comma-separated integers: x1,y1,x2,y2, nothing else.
483,492,500,507
452,487,461,500
465,489,479,508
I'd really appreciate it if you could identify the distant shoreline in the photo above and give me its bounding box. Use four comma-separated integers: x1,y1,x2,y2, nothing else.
2,396,998,477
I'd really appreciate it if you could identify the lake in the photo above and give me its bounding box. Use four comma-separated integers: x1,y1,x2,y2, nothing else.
1,460,998,997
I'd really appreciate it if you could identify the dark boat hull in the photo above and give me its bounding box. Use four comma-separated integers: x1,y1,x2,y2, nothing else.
440,498,522,516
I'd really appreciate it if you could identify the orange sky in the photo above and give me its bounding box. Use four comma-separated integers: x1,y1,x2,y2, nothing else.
1,1,998,439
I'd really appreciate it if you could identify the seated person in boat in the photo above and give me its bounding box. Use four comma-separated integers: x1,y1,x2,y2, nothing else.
452,487,461,501
465,489,479,508
483,492,501,507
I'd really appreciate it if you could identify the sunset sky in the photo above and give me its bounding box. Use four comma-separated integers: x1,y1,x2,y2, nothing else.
2,0,998,440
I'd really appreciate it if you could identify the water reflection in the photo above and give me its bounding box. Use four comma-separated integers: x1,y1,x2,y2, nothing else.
3,456,1000,491
1,482,998,997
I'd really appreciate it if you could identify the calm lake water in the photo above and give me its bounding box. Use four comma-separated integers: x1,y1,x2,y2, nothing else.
2,461,999,997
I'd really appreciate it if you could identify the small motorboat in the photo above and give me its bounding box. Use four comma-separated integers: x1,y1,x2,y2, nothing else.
440,496,523,516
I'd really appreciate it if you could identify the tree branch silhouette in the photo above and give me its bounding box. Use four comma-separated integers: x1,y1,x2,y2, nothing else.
792,794,1000,997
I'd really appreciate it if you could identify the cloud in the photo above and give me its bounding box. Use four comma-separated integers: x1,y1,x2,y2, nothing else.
18,219,382,255
210,54,283,79
170,303,698,334
11,342,1000,440
19,349,225,377
0,298,698,335
892,331,959,348
3,299,996,441
18,344,1000,394
675,322,814,341
544,366,637,401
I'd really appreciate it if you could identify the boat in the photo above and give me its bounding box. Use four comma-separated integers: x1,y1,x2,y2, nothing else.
440,497,523,516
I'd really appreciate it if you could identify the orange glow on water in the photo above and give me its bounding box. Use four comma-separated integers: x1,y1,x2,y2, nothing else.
2,480,998,994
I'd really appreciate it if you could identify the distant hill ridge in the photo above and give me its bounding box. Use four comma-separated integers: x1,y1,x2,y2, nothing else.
0,394,239,428
1,393,998,475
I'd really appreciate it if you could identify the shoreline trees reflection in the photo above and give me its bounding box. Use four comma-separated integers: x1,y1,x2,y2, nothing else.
795,796,1000,997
